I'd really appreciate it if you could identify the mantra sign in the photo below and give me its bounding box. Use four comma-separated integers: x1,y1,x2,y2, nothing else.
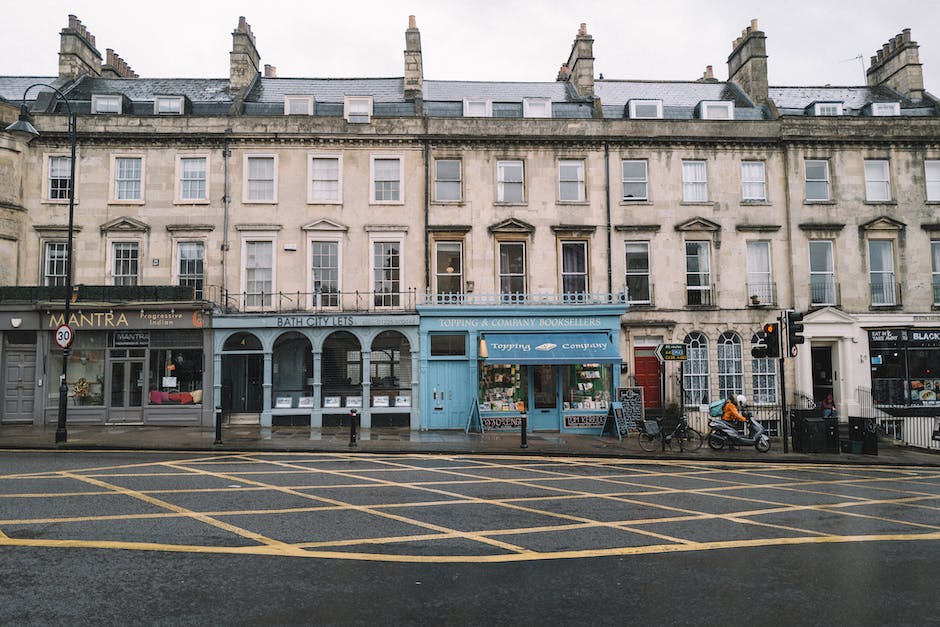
45,309,205,330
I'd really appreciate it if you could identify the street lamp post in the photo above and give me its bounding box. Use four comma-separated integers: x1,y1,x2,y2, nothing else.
6,84,77,444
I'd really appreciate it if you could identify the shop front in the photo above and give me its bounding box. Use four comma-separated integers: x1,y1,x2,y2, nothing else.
418,305,627,432
868,327,940,412
39,307,211,425
212,313,419,428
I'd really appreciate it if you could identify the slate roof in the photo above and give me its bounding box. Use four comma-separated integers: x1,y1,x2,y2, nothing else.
66,78,233,103
0,77,62,104
251,77,406,103
424,80,578,102
594,80,752,108
768,85,925,114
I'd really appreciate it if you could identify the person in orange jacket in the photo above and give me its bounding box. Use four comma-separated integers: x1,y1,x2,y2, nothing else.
722,394,748,423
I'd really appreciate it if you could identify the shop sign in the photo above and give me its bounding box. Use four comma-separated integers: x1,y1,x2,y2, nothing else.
436,317,604,330
276,315,355,328
46,309,204,330
481,415,523,430
564,414,606,428
113,330,150,347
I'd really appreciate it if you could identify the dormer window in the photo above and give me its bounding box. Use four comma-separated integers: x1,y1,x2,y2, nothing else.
154,96,184,115
463,99,492,117
344,96,373,123
523,98,551,118
699,101,734,120
871,102,900,117
92,94,121,114
628,100,663,119
285,96,314,115
813,102,844,116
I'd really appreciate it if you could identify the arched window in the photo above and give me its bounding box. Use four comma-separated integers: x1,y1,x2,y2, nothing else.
370,331,411,406
717,331,743,399
683,331,710,405
222,332,262,351
751,333,778,404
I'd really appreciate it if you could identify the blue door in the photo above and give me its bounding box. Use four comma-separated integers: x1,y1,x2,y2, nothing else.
425,361,470,429
529,365,559,430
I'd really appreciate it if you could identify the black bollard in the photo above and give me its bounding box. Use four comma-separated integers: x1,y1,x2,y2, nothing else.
214,407,223,445
349,408,358,447
520,412,528,449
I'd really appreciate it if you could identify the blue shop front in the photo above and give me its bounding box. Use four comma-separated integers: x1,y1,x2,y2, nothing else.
418,304,627,432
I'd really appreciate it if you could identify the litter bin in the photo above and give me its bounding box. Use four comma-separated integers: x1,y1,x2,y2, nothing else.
823,417,840,454
849,416,878,456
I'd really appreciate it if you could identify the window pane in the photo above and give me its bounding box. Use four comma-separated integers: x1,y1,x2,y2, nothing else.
49,156,72,200
622,161,648,200
559,160,584,202
246,241,273,306
45,242,68,287
113,242,139,286
926,161,940,202
499,242,525,294
247,157,275,201
115,158,142,200
562,242,587,295
178,242,205,299
682,161,707,202
864,160,890,201
741,161,766,201
435,241,463,295
374,158,401,202
311,157,340,202
373,242,401,306
311,241,339,307
498,161,524,203
434,160,461,202
180,158,206,200
625,242,650,303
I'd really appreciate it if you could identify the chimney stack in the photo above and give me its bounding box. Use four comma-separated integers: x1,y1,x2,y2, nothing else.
58,15,102,79
697,65,717,82
403,15,424,107
102,48,139,79
727,18,768,105
867,29,924,100
558,23,595,98
230,16,261,93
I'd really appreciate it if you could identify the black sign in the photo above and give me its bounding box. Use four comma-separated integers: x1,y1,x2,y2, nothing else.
113,330,150,347
618,388,644,430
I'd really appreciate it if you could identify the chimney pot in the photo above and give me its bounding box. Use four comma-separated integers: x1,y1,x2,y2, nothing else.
409,15,416,29
579,23,587,36
750,18,759,31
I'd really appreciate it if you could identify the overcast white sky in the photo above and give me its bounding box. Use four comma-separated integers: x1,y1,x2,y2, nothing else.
2,0,939,92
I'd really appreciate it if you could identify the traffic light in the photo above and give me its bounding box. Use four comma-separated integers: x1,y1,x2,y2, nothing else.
763,322,780,358
751,330,769,358
786,311,805,356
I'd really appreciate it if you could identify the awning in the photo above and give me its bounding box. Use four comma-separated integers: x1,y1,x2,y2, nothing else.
481,332,621,364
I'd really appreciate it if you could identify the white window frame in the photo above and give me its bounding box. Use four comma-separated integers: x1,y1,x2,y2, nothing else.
498,240,527,297
308,236,342,309
685,241,712,306
463,99,492,117
154,96,184,115
814,102,844,116
683,331,711,405
558,159,585,202
433,158,462,203
864,159,891,202
434,240,464,297
682,160,708,202
621,160,648,200
110,154,145,203
241,236,277,310
932,241,940,306
43,153,74,203
751,336,778,404
284,95,314,115
741,160,766,201
370,155,404,204
43,241,69,287
868,239,897,306
717,331,744,400
175,154,209,204
173,239,206,300
523,97,551,118
243,154,278,204
809,240,837,306
497,160,525,203
700,101,734,120
804,159,831,201
370,234,405,308
344,96,373,123
624,241,651,305
871,102,900,116
924,160,940,202
92,94,121,114
560,240,588,296
746,241,773,304
110,241,140,286
628,100,663,119
307,153,343,204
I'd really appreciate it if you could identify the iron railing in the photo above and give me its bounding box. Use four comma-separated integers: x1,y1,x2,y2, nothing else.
810,278,839,307
746,281,776,307
0,284,197,303
421,291,628,306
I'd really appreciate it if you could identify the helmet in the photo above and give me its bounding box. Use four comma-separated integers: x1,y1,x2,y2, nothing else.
736,394,747,406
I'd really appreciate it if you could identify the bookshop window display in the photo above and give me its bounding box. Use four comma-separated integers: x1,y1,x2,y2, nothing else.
480,364,527,412
478,363,612,412
563,363,611,410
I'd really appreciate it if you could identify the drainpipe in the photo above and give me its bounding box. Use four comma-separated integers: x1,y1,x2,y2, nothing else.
605,142,612,295
423,140,430,293
221,132,232,303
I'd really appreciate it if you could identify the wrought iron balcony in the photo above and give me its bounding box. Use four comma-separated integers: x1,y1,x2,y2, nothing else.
686,285,714,307
870,275,901,307
215,288,419,313
746,282,776,307
810,276,839,307
421,291,628,306
0,284,197,304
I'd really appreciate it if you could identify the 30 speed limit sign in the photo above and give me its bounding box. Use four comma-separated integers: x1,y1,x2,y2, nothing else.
54,324,74,349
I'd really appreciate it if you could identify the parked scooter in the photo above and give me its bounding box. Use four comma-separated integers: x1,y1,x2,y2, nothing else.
707,411,771,452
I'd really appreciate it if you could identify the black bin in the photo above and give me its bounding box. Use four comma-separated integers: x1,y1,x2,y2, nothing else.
823,417,840,454
791,409,823,453
849,417,879,456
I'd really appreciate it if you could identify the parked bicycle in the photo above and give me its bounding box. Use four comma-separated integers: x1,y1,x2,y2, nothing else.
638,416,703,452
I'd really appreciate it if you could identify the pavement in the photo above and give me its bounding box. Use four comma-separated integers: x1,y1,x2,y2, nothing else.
1,422,939,466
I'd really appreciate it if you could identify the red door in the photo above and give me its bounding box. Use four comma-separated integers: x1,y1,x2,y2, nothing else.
633,348,662,409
